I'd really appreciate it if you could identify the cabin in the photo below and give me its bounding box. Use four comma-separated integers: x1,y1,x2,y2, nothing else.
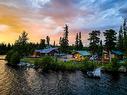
102,50,124,62
111,50,124,59
72,51,91,61
33,47,58,57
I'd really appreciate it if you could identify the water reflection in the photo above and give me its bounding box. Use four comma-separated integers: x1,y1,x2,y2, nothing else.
0,59,127,95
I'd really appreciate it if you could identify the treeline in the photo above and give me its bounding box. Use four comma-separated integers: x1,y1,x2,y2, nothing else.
59,19,127,56
0,32,55,55
0,43,12,55
1,19,127,57
88,19,127,56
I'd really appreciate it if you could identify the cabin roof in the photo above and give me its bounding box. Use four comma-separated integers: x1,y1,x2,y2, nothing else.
35,47,58,54
75,51,91,56
112,50,124,55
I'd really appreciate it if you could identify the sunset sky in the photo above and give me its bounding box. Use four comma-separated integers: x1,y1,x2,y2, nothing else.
0,0,127,45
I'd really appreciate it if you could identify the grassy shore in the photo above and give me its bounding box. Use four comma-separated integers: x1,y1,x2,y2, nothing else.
20,56,127,72
20,56,97,71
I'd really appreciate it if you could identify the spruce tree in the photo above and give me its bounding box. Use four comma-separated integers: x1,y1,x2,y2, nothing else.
46,36,50,46
14,31,29,56
88,30,100,54
123,19,127,53
59,24,69,53
117,26,124,51
78,32,83,50
64,24,69,47
53,41,56,47
75,33,79,50
40,39,46,49
104,29,117,62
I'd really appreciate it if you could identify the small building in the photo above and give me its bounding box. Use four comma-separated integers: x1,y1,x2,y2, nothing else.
33,47,58,57
102,50,124,62
111,50,124,59
72,51,91,61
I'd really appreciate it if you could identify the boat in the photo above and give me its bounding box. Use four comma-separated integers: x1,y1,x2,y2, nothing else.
87,68,101,78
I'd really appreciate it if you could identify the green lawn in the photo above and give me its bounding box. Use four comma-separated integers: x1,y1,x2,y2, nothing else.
21,57,42,64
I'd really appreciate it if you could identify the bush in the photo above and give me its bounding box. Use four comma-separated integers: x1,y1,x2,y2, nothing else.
10,51,21,65
103,63,113,71
83,62,97,71
82,57,89,62
37,56,55,71
102,58,120,72
111,58,120,71
6,50,21,65
6,50,14,62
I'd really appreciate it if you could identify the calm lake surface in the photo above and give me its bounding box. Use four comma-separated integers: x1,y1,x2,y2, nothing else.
0,57,127,95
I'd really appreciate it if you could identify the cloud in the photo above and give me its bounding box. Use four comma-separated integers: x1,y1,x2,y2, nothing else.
0,0,127,44
0,24,9,32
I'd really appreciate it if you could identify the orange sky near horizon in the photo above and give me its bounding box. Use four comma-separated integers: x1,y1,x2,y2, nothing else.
0,0,124,46
0,3,89,45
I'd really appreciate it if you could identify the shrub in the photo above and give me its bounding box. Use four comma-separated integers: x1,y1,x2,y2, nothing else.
8,51,21,65
6,50,14,62
37,56,55,71
102,58,120,72
82,57,89,62
103,63,112,71
111,58,120,71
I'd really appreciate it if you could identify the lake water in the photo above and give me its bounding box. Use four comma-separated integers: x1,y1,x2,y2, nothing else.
0,59,127,95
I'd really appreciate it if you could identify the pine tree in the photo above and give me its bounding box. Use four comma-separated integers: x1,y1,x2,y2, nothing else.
53,41,56,47
14,31,29,56
117,26,124,51
123,19,127,38
98,40,103,57
88,30,100,54
123,19,127,52
15,31,28,45
75,33,79,50
46,36,50,46
59,37,62,45
59,24,69,53
63,24,69,47
40,39,46,49
78,32,83,50
104,29,117,62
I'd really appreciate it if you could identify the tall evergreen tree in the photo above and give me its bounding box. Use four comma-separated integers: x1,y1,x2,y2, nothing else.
117,26,124,50
63,24,69,47
123,19,127,38
78,32,83,50
75,32,83,50
46,36,50,46
53,41,56,47
15,31,28,45
59,37,62,45
14,31,29,56
123,19,127,52
40,39,46,49
88,30,100,54
59,24,69,53
104,29,117,62
75,33,79,50
99,40,103,56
